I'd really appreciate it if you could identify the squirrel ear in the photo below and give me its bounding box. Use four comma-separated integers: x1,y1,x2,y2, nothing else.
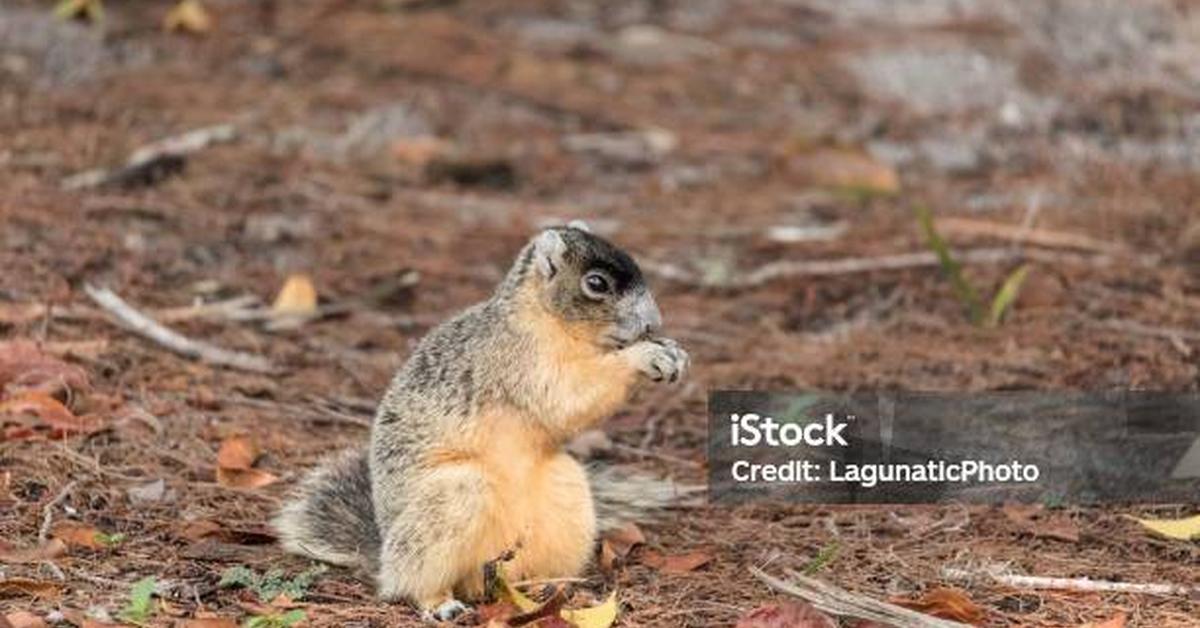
531,229,568,279
567,219,591,233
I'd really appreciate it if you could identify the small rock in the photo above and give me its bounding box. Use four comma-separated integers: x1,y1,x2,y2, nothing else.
127,479,167,505
607,24,721,66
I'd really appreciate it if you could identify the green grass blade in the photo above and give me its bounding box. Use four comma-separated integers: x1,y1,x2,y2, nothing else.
915,205,983,324
986,264,1031,327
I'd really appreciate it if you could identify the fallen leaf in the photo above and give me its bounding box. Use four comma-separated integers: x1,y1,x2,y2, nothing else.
1003,504,1080,543
164,0,213,33
641,550,712,573
216,435,260,470
0,578,64,599
216,467,279,490
0,391,101,438
892,587,984,624
597,540,620,576
176,520,276,545
786,148,899,196
271,275,318,316
391,136,453,167
1132,514,1200,541
0,340,89,397
735,602,837,628
560,590,618,628
52,523,107,550
602,523,644,559
177,619,239,628
53,0,103,22
1079,612,1127,628
3,611,46,628
0,539,67,564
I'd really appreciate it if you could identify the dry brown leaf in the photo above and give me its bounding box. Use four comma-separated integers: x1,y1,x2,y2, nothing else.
597,540,620,576
216,435,260,470
0,578,65,599
735,601,837,628
271,274,318,316
1079,612,1127,628
3,611,46,628
602,522,644,559
163,0,213,33
892,587,984,624
0,391,102,439
1002,504,1080,543
641,550,712,573
177,619,239,628
216,467,279,489
0,340,89,397
786,148,899,195
51,523,106,550
176,520,276,545
0,539,66,564
391,136,453,167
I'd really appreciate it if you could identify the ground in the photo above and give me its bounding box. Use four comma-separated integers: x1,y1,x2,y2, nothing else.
1,0,1199,626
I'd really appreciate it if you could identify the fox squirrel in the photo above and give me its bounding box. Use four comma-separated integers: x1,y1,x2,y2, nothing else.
273,223,689,620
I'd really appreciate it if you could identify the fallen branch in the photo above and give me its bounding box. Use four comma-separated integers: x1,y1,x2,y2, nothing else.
83,285,277,374
941,566,1199,597
750,567,970,628
38,481,77,543
647,247,1111,289
1099,318,1200,343
62,124,237,190
936,217,1121,253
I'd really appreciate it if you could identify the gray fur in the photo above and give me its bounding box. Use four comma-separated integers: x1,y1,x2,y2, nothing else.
273,225,688,603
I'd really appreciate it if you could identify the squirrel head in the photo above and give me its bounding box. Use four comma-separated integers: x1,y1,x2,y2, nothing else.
507,221,662,349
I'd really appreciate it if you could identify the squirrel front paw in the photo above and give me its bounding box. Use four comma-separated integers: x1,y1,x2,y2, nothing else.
629,337,689,384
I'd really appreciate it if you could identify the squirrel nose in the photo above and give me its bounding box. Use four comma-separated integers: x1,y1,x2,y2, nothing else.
636,292,663,336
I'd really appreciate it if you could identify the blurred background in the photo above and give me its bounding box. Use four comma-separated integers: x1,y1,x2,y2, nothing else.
1,1,1198,626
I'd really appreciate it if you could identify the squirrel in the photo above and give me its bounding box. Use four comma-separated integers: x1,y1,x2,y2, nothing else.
273,222,689,620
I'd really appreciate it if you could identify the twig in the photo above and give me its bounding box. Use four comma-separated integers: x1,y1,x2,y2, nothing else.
38,481,77,543
83,285,277,373
750,567,971,628
646,247,1112,289
62,124,237,190
610,442,702,468
1098,318,1200,343
937,217,1119,253
941,566,1199,597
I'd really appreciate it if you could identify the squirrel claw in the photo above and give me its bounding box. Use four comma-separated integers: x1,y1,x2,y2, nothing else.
634,337,689,384
423,599,471,623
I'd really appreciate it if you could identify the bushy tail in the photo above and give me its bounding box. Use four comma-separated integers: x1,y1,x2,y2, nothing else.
588,464,704,533
273,454,702,571
272,449,380,573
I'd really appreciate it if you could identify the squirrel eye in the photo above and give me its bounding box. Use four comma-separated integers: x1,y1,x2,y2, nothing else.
582,272,611,298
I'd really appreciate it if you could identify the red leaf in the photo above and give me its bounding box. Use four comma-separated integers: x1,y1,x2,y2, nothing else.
0,340,89,397
216,435,260,470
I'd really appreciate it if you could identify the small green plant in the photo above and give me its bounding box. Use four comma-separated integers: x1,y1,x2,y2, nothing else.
220,565,326,602
916,205,1031,327
95,531,127,547
802,542,839,575
243,609,306,628
118,576,157,626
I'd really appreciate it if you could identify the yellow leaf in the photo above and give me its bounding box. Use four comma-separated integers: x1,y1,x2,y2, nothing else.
271,274,318,315
561,590,618,628
1133,514,1200,540
500,574,539,613
164,0,213,34
54,0,103,23
499,569,618,628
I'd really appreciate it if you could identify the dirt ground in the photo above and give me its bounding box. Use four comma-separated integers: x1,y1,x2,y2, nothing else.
2,0,1199,626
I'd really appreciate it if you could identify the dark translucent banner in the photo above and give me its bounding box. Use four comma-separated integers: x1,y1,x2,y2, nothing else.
708,391,1200,504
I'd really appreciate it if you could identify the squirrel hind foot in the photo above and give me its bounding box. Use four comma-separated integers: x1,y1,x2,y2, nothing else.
420,597,471,623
